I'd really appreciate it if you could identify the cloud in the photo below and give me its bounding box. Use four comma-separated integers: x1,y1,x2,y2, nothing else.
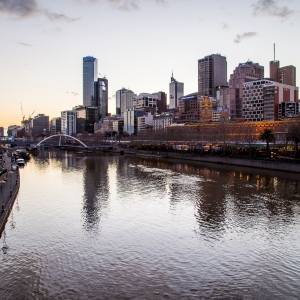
252,0,296,20
0,0,79,21
43,10,80,22
43,27,63,35
16,41,32,47
75,0,168,11
221,22,229,30
234,32,257,43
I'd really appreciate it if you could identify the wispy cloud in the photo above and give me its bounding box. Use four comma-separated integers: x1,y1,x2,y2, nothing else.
221,22,229,30
75,0,168,11
234,32,257,43
67,91,79,96
16,41,32,47
0,0,79,21
43,27,63,35
252,0,296,20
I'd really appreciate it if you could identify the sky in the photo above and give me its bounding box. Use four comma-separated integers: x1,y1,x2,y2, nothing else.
0,0,300,128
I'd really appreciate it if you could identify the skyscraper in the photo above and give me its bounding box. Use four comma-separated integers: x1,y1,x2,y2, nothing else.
94,77,108,119
221,61,264,120
120,90,135,115
169,73,184,109
116,88,131,115
198,54,227,97
83,56,98,107
269,45,296,86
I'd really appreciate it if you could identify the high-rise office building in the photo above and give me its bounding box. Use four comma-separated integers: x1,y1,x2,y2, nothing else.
32,114,49,137
120,90,135,115
269,61,296,86
50,117,61,135
116,88,131,115
83,56,98,107
169,73,184,109
74,105,99,134
242,79,298,122
198,54,227,97
94,77,108,119
61,110,76,135
269,44,297,86
220,61,264,120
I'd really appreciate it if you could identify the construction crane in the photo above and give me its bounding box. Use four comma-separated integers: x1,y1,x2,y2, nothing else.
20,102,25,123
29,109,36,120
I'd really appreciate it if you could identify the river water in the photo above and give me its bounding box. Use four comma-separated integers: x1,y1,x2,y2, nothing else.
1,150,300,299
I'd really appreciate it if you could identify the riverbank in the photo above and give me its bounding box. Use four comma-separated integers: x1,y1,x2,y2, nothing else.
118,149,300,173
0,153,20,235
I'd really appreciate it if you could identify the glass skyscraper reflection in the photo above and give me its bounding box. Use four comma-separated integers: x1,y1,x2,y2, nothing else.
83,56,98,107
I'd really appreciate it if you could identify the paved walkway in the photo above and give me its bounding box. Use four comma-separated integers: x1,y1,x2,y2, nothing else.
0,152,20,234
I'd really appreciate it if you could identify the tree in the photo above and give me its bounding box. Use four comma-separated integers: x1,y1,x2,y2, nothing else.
260,129,276,158
287,124,300,158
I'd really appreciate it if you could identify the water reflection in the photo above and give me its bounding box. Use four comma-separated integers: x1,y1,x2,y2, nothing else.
1,151,300,299
82,156,111,232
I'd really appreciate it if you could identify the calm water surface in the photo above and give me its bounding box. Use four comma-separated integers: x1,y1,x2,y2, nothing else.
1,150,300,299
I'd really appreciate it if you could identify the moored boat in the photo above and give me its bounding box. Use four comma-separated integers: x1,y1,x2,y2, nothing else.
16,158,25,165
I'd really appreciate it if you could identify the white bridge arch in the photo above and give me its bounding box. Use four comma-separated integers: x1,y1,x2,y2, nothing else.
36,134,88,148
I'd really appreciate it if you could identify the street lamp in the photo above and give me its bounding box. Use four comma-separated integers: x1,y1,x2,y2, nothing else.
0,180,6,213
8,171,13,196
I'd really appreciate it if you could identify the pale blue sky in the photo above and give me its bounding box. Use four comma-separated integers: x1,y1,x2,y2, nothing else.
0,0,299,127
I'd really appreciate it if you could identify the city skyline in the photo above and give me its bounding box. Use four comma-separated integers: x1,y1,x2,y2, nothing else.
1,0,300,128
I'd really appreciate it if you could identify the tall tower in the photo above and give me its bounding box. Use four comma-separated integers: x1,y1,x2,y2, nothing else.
169,72,184,109
198,54,227,97
83,56,98,107
269,44,296,86
94,77,108,119
116,88,131,115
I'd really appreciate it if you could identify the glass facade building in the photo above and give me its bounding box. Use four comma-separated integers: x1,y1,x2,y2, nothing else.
123,110,144,135
169,75,184,109
74,106,99,134
94,78,108,120
83,56,98,107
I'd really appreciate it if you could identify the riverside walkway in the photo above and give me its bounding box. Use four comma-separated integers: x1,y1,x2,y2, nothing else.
0,152,20,234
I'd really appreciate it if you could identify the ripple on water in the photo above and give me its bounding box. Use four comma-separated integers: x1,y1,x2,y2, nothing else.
0,153,300,299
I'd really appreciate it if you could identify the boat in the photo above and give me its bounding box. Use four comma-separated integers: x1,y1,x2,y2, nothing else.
16,158,25,165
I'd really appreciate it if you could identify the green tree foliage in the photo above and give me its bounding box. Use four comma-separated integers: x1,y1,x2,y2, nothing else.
260,129,276,158
287,124,300,157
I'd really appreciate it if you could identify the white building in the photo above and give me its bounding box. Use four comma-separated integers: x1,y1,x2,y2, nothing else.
137,112,153,133
121,90,135,115
133,93,158,111
169,74,184,109
61,110,76,135
153,113,174,130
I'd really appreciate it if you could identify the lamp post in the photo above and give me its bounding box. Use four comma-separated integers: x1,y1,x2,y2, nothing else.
0,180,6,213
8,171,13,196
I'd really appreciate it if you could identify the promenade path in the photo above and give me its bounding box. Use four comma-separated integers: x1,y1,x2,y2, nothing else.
0,152,20,234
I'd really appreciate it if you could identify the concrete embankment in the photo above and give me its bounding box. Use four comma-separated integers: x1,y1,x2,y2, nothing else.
119,150,300,173
0,153,20,235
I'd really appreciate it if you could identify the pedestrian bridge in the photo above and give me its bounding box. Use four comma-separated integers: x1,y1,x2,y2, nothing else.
35,134,88,148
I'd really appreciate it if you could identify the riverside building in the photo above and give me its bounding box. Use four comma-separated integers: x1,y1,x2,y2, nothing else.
61,110,76,136
220,61,264,120
242,79,299,122
32,114,49,137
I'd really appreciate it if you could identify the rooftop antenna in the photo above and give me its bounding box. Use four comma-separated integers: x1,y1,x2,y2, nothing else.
274,43,276,61
172,69,173,78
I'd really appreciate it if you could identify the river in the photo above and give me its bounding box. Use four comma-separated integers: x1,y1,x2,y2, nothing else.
0,150,300,299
